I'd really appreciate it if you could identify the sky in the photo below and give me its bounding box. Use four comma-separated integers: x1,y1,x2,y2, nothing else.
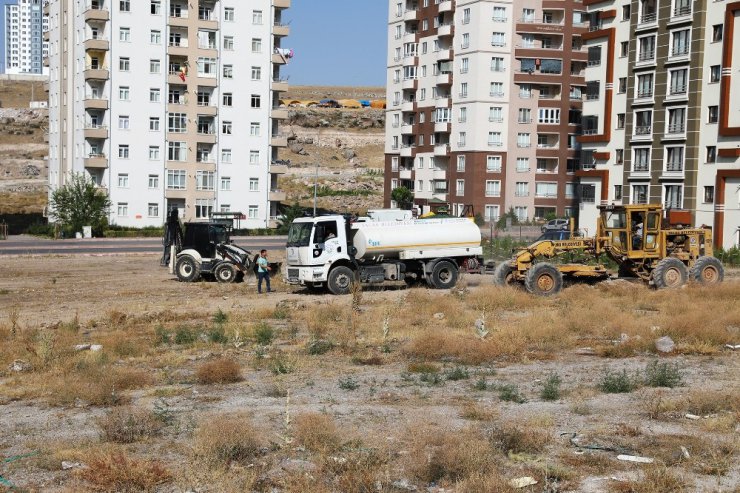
283,0,388,87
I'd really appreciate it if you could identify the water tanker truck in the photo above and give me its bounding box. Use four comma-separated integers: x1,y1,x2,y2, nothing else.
285,212,483,294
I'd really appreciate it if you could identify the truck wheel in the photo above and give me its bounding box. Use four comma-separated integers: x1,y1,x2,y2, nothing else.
175,255,201,282
690,256,724,285
430,260,458,289
524,263,563,296
214,262,237,283
651,257,688,289
493,262,516,286
327,266,355,295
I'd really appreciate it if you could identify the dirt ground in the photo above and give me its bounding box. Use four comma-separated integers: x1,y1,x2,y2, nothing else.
0,255,738,492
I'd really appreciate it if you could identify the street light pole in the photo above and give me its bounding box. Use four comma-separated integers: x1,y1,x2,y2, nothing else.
313,161,318,217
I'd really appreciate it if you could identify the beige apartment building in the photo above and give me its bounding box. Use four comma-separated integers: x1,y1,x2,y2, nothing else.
45,0,291,228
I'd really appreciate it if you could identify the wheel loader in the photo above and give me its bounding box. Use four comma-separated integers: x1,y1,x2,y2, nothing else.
494,204,725,296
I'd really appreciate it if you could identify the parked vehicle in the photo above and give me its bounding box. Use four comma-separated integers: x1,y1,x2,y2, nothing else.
284,213,483,294
541,218,570,233
174,222,253,283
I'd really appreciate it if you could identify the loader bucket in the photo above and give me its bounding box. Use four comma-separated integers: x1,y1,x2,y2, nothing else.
268,262,282,277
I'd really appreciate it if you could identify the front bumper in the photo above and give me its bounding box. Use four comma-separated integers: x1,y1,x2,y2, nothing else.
285,265,328,285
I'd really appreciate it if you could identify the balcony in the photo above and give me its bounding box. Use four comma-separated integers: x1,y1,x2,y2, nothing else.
168,44,189,57
402,77,417,90
85,154,108,168
434,122,451,133
271,134,289,147
401,100,415,112
84,124,108,139
84,66,109,80
633,164,650,173
434,144,450,156
84,97,108,110
273,23,290,37
272,78,289,92
272,108,288,119
269,189,287,202
84,37,109,51
399,168,412,180
439,0,452,12
168,13,189,28
197,14,219,31
432,168,447,180
43,30,50,41
196,105,218,116
196,75,218,87
433,180,449,193
403,8,418,21
269,163,288,174
274,0,291,7
438,23,453,37
434,97,450,108
84,6,109,22
272,53,288,64
436,73,452,86
436,49,452,61
400,145,415,157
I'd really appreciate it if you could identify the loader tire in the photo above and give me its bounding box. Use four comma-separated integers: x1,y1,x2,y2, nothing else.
430,260,458,289
214,262,238,283
651,257,688,289
175,255,201,282
493,262,516,286
328,266,355,295
690,256,724,285
524,262,563,296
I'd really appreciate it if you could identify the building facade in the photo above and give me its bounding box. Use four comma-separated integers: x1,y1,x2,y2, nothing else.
3,0,49,74
384,0,589,223
45,0,290,228
579,0,740,248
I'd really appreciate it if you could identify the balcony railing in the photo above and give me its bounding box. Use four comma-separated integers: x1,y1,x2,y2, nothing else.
666,161,683,172
666,123,685,134
489,116,504,123
633,163,649,172
640,12,657,23
582,129,598,135
671,46,689,57
635,126,652,135
673,5,691,15
669,84,687,95
638,50,655,61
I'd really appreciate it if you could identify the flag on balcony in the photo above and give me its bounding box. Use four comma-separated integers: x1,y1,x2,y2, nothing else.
179,66,187,82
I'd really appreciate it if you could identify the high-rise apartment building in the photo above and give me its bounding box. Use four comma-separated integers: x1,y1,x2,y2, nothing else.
384,0,589,223
45,0,290,228
579,0,740,249
3,0,49,74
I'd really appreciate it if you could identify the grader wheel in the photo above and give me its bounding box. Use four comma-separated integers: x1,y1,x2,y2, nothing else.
651,257,688,289
690,256,724,285
524,262,563,296
493,263,517,287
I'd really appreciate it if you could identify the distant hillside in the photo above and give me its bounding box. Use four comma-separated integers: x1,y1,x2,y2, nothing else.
283,85,386,102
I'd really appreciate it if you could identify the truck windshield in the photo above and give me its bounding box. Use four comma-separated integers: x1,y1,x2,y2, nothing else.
287,223,313,247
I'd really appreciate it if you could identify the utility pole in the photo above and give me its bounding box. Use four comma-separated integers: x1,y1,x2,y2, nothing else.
313,161,318,217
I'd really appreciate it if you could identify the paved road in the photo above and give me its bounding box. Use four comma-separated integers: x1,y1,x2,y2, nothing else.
0,235,288,256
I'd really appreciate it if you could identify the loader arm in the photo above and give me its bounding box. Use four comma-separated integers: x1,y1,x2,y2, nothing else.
511,238,597,271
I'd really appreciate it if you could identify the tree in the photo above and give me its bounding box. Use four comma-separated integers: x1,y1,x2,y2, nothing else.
276,202,305,234
391,186,414,210
49,173,111,235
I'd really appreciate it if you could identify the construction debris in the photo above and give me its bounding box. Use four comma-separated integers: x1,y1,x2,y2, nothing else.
8,360,32,372
617,454,654,464
655,336,675,353
509,477,538,488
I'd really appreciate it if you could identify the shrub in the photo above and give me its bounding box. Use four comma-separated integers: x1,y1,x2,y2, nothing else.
154,325,170,345
473,378,488,391
293,413,341,454
76,450,171,492
489,423,550,455
306,339,334,355
643,360,683,388
498,384,526,403
195,358,241,384
174,326,197,345
419,372,444,386
271,355,295,375
208,326,228,344
407,362,439,374
338,376,359,391
193,413,261,467
212,308,228,325
445,366,470,381
598,369,637,393
540,373,562,401
97,407,163,443
254,322,275,345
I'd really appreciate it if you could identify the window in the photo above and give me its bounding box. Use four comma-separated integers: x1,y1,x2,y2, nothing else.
120,0,130,11
118,115,129,130
634,110,652,134
620,41,629,57
565,183,576,198
221,177,231,191
224,36,234,50
634,148,650,172
456,179,465,196
616,149,624,164
516,158,530,172
251,94,261,108
458,132,466,147
223,149,233,163
667,107,686,134
250,66,261,80
491,57,505,71
168,142,187,161
148,175,159,189
457,155,465,172
149,146,159,160
196,171,215,191
463,7,471,24
459,107,467,123
150,0,161,14
220,205,231,213
168,113,187,133
223,65,234,79
664,185,682,209
149,117,160,131
517,133,531,148
514,207,528,222
222,121,232,135
250,122,260,136
490,82,504,97
224,7,235,21
149,59,160,73
491,32,506,47
614,185,623,201
522,8,535,21
461,33,470,49
119,27,130,42
638,36,656,61
249,178,259,192
251,38,262,52
148,203,159,217
119,86,130,100
538,108,560,124
117,203,128,217
248,206,259,220
622,4,631,19
633,185,648,204
485,180,501,197
490,106,504,122
588,46,602,66
706,146,716,163
195,199,214,219
704,186,714,203
674,0,690,15
167,170,186,190
117,174,129,188
487,156,502,172
252,10,262,24
493,6,507,21
485,205,500,222
712,24,723,42
515,182,529,197
669,69,688,95
221,93,233,107
535,182,557,198
710,65,721,83
708,106,719,124
488,132,502,146
149,88,160,103
671,30,690,56
118,145,129,159
197,57,217,77
618,77,627,93
666,146,684,172
460,82,468,98
150,30,161,44
459,57,469,73
119,57,130,71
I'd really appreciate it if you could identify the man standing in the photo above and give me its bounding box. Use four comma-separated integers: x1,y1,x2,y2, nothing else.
257,249,274,294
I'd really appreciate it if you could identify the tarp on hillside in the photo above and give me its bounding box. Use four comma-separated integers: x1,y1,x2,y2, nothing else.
338,99,362,108
370,100,386,109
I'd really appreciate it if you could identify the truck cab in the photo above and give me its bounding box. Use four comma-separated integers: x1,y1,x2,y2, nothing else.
285,216,350,289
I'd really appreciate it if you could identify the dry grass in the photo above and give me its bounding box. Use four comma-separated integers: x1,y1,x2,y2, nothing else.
75,449,172,492
489,421,552,455
193,413,262,468
96,407,163,443
610,466,691,492
44,365,154,406
292,413,342,454
195,358,242,384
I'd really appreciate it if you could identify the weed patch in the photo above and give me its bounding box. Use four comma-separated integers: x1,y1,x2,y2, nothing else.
76,450,171,492
193,413,262,467
195,358,241,384
540,373,562,401
293,413,341,454
497,383,526,403
96,407,163,443
598,369,638,393
643,360,683,388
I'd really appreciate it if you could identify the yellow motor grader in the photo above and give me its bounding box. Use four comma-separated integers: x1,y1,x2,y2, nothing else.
494,204,724,296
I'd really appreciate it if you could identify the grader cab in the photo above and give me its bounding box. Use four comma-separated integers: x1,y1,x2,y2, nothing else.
494,204,724,296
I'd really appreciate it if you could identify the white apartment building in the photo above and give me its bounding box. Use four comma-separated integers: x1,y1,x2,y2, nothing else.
3,0,49,74
45,0,290,228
